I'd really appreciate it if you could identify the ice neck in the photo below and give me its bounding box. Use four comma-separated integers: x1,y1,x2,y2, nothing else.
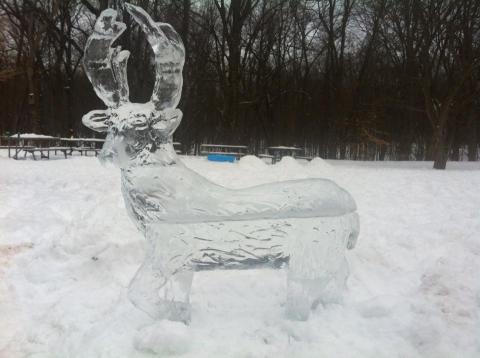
121,138,181,169
150,140,180,166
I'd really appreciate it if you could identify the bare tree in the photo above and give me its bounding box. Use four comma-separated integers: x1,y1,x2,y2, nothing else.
0,0,478,164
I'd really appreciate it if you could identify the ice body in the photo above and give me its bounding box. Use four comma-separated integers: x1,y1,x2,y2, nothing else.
122,163,357,228
82,3,359,322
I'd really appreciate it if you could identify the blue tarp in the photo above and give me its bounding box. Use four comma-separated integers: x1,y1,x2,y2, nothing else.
207,154,236,163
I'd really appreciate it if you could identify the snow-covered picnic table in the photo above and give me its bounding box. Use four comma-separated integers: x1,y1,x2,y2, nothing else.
173,141,182,154
200,144,248,159
59,138,105,156
267,146,305,163
6,134,105,160
7,135,60,159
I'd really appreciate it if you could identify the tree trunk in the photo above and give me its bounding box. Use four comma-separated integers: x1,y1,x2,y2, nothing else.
327,122,337,158
26,63,39,133
432,124,449,169
467,110,478,161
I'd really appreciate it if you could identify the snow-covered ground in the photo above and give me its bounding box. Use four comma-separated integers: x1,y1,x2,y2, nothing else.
1,151,479,358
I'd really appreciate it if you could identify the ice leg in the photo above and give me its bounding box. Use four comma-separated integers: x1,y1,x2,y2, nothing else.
128,256,193,322
285,274,330,321
318,258,349,305
158,270,193,322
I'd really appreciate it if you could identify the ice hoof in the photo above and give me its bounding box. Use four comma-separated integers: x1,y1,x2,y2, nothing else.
285,280,312,321
285,300,311,321
128,289,191,322
166,301,191,323
134,320,192,355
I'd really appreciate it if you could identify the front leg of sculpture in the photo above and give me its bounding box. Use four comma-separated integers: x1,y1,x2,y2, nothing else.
128,242,193,322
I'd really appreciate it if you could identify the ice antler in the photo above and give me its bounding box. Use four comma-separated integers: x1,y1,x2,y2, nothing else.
84,9,130,108
83,4,185,135
83,9,130,132
124,3,185,111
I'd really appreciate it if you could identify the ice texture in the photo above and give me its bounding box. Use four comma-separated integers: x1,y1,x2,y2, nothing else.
82,3,359,322
83,9,130,108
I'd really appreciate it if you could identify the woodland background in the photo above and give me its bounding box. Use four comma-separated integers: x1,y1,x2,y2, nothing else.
0,0,479,168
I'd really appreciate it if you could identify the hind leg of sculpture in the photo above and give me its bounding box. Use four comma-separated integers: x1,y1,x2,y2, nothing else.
285,232,341,320
285,217,354,320
317,258,349,305
128,253,193,323
286,247,331,321
285,272,330,321
286,254,350,320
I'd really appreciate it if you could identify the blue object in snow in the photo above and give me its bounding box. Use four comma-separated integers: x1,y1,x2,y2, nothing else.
207,154,236,163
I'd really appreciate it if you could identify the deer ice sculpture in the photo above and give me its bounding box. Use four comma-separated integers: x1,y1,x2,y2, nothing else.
82,3,359,322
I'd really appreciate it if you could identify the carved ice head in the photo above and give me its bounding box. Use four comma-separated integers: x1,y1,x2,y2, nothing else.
82,3,184,167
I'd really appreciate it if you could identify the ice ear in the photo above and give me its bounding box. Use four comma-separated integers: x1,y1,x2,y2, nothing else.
83,9,130,108
82,110,111,132
166,109,182,136
151,109,182,137
124,3,185,111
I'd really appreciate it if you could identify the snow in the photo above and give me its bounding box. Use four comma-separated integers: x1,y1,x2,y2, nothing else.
134,321,192,355
1,151,479,357
9,133,57,139
267,146,302,150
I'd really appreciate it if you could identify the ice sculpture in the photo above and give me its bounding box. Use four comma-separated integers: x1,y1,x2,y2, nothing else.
82,3,359,322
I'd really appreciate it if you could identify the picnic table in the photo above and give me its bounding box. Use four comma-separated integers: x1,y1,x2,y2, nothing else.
60,137,105,156
258,153,275,164
7,134,61,160
200,144,248,160
173,142,182,154
267,146,303,164
6,134,105,160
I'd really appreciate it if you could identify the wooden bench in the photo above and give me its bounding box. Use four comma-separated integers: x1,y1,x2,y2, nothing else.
23,147,70,160
295,155,314,161
200,144,248,160
258,153,274,164
267,146,304,164
70,147,100,156
173,142,182,154
201,151,245,160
